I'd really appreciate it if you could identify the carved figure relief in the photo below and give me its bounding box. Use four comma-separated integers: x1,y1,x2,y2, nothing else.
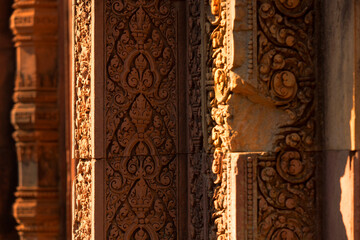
74,0,92,160
209,0,232,239
73,161,92,240
73,0,92,239
105,1,177,239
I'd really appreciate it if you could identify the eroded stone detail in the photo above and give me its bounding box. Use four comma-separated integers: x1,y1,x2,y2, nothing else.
105,1,177,239
73,0,92,239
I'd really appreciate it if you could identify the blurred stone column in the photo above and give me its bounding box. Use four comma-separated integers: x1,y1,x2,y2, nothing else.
9,0,60,239
0,0,18,239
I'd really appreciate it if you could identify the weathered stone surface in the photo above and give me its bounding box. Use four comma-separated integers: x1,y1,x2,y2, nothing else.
322,0,357,151
228,94,289,152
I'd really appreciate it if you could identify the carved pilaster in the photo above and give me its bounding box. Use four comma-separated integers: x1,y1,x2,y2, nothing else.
9,0,59,239
187,0,206,239
209,0,319,239
72,0,92,239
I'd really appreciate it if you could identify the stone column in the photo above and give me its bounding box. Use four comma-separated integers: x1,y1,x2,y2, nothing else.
72,0,194,239
10,0,60,239
208,0,321,239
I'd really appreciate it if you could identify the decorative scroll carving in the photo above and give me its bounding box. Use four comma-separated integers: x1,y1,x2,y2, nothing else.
208,0,318,239
10,0,60,239
73,0,92,239
256,0,318,239
187,0,205,239
257,152,317,240
105,1,177,239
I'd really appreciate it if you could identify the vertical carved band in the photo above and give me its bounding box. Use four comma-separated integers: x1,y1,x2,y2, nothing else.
257,0,317,239
105,1,177,239
209,0,232,239
10,0,59,239
74,0,92,160
209,0,318,239
187,0,205,238
73,0,92,239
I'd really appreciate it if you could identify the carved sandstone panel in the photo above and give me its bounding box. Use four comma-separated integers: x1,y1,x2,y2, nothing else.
209,0,232,239
73,0,92,239
105,1,177,239
74,0,92,160
209,0,319,239
187,0,206,239
256,1,318,239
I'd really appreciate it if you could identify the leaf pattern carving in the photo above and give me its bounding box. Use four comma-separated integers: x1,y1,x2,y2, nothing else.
105,0,177,239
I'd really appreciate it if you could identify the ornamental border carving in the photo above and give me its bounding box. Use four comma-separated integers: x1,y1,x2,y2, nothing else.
209,0,319,239
73,0,93,239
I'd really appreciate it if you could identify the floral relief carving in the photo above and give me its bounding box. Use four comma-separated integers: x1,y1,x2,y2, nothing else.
257,0,318,239
105,0,177,239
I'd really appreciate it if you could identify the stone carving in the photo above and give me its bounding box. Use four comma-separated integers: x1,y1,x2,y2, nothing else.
187,0,205,239
209,0,232,239
257,0,318,239
73,0,92,239
73,161,92,240
10,0,60,239
204,1,218,239
207,0,318,239
74,0,92,160
105,0,177,239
